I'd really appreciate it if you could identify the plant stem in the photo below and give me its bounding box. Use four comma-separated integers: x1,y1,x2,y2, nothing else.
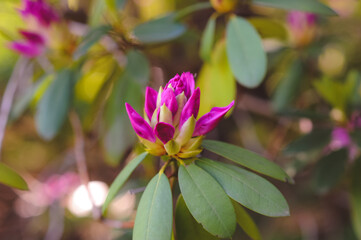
0,57,29,161
69,111,100,219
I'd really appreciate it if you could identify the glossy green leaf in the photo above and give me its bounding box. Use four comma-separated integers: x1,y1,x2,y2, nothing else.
272,59,303,112
73,25,112,60
133,15,186,44
178,164,236,238
202,140,291,182
104,68,144,165
232,200,261,240
351,157,361,239
248,17,287,41
314,76,356,111
175,195,218,240
124,50,150,86
174,2,212,20
252,0,337,16
197,158,290,217
312,149,347,194
10,75,47,121
0,162,28,190
197,40,236,117
226,16,267,88
89,0,107,26
133,173,172,240
106,0,127,11
284,129,332,154
35,70,75,140
102,152,148,215
200,14,216,62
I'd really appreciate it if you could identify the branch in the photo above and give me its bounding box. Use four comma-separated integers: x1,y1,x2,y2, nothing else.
0,57,29,161
69,111,100,219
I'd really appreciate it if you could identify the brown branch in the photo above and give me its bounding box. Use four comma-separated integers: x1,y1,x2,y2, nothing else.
69,111,100,219
0,57,29,161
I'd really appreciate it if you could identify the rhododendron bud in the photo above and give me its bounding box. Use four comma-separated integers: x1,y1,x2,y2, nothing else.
126,72,234,159
10,0,58,57
287,11,317,47
20,0,59,27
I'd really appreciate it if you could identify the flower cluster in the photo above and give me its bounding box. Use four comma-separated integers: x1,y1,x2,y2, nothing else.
126,72,234,159
287,11,317,47
10,0,58,57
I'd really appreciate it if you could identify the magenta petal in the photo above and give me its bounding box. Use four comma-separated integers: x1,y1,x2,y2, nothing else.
179,87,200,129
160,88,178,115
155,122,175,144
20,0,58,27
125,103,156,142
193,101,235,136
19,30,45,45
181,72,195,97
145,87,158,120
9,41,43,58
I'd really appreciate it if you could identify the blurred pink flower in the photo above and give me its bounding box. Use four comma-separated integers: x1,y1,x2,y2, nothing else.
42,172,80,204
20,0,58,27
287,11,317,47
10,0,58,57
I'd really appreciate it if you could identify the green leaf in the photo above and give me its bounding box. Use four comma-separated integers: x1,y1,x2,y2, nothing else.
174,2,212,20
202,140,291,182
73,25,112,60
178,164,236,238
175,195,218,240
10,75,47,121
106,0,127,11
200,14,216,62
133,15,186,44
313,76,356,111
272,59,303,112
284,129,332,154
351,157,361,239
232,200,262,240
252,0,337,16
197,40,236,117
312,148,348,194
248,17,287,41
89,0,107,26
35,70,75,140
102,152,148,215
133,173,173,240
0,162,28,190
124,50,150,86
197,158,290,217
103,67,144,165
226,16,267,88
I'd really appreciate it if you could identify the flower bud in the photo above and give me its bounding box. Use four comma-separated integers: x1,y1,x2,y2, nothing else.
126,72,234,160
210,0,238,13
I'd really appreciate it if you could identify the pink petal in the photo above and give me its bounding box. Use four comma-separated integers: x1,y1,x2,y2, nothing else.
144,87,158,120
179,87,200,129
126,103,156,142
9,41,43,58
19,30,45,45
160,88,178,115
193,101,235,136
180,72,195,97
154,122,175,144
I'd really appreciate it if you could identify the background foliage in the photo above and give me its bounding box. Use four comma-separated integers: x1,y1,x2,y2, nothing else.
0,0,361,239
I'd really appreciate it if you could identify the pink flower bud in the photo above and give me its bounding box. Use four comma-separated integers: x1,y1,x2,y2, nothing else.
125,72,234,159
